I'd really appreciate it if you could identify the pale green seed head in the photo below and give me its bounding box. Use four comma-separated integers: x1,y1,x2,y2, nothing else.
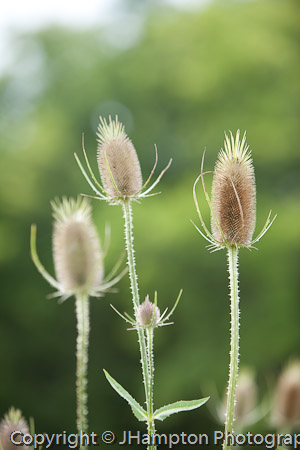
52,197,103,294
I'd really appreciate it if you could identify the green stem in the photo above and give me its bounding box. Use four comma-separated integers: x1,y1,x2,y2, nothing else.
146,328,156,450
122,200,140,314
122,200,155,449
75,292,89,444
223,246,240,450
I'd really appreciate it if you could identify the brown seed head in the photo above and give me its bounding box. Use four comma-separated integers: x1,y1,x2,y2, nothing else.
211,131,256,246
0,407,29,450
136,296,160,327
52,197,103,293
97,116,143,198
272,361,300,429
235,369,257,423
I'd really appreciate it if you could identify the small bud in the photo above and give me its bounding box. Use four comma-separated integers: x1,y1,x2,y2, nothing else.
271,361,300,429
136,296,160,327
0,407,29,450
211,131,256,246
52,197,103,293
96,116,143,198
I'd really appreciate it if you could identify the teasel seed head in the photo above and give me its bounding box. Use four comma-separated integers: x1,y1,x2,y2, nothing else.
219,368,259,429
271,361,300,429
0,407,29,450
52,197,103,294
211,131,256,247
136,295,160,327
234,368,258,424
96,116,143,199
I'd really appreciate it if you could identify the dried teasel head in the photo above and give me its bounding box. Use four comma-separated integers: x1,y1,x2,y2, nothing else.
75,116,172,205
31,196,126,301
218,368,260,430
96,116,143,199
52,197,103,294
234,368,258,425
211,131,256,247
271,361,300,429
0,407,29,450
193,130,275,251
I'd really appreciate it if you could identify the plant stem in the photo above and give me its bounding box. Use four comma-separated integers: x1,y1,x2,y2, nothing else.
223,246,240,450
146,327,156,450
122,199,155,450
75,292,89,444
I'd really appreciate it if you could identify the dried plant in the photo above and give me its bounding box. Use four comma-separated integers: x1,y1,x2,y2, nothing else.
30,197,125,437
193,131,275,450
234,369,258,426
97,117,143,197
75,116,172,206
52,197,103,294
271,360,300,431
76,116,209,450
211,133,256,246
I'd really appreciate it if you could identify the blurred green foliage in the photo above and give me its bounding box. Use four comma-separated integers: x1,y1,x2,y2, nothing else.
0,0,299,440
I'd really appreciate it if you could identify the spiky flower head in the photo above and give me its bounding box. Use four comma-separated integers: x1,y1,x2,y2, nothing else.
271,361,300,429
75,116,172,205
52,197,103,295
211,131,256,247
97,116,143,199
0,407,29,450
136,295,161,327
193,130,275,251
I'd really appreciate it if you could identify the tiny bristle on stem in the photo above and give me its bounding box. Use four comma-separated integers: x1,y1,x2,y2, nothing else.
211,131,256,246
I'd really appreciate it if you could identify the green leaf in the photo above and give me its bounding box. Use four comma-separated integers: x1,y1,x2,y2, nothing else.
103,369,147,422
153,397,209,422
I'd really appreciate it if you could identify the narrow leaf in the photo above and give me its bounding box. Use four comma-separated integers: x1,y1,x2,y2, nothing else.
103,370,147,422
30,225,60,290
153,397,209,422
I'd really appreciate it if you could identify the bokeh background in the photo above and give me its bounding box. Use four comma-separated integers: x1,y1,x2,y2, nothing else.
1,0,299,443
